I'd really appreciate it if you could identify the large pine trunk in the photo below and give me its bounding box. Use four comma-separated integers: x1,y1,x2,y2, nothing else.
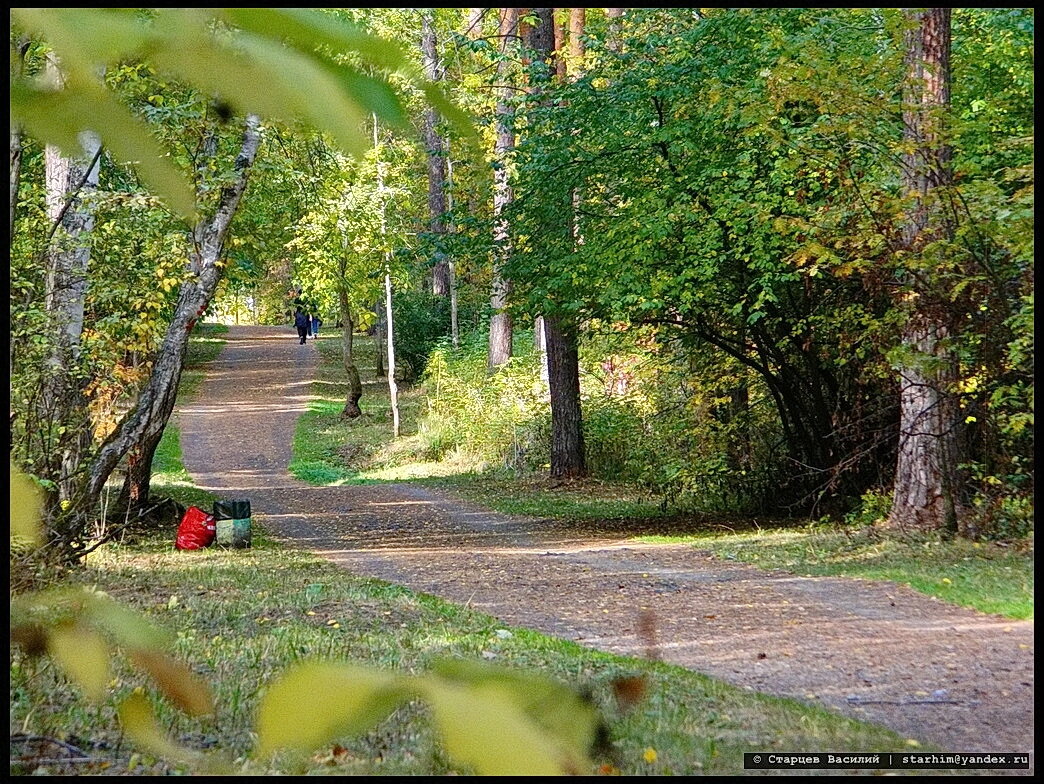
422,11,451,298
540,7,588,479
487,7,519,371
891,314,959,530
545,313,586,478
887,9,961,533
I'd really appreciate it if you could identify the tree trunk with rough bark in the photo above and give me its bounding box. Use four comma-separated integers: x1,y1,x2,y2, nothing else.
86,115,262,517
542,7,588,479
339,287,362,419
121,429,163,513
545,313,586,478
422,11,451,298
488,7,520,371
887,8,961,534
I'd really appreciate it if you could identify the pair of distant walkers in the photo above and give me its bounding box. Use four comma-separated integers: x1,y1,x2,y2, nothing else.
294,308,321,344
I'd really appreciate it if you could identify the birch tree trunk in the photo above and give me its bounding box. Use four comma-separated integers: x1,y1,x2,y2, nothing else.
87,115,262,513
374,116,400,437
887,9,961,533
487,7,520,371
384,271,400,438
9,37,29,241
422,10,451,298
606,8,625,52
467,8,486,37
40,53,103,512
9,130,23,239
447,152,460,348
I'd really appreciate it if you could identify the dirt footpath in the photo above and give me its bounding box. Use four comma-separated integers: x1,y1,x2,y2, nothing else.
179,326,1034,764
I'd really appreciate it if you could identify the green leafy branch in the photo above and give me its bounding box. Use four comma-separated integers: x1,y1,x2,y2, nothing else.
10,8,474,221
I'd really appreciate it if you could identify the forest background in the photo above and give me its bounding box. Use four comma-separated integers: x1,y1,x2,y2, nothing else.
7,7,1034,776
10,6,1033,564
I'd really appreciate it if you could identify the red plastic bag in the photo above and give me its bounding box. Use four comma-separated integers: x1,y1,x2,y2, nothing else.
175,506,216,550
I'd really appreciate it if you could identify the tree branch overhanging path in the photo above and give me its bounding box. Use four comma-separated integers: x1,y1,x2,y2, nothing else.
178,325,1033,758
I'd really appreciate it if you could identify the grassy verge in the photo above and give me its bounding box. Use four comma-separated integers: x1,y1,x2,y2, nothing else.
11,530,933,776
637,524,1034,621
289,334,665,510
150,322,228,511
289,333,434,485
289,333,1033,622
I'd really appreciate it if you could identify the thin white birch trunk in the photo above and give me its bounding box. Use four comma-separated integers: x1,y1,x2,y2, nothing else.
488,7,519,371
374,116,400,437
447,152,460,348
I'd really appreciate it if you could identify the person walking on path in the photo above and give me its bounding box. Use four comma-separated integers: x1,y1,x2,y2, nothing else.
311,313,322,338
294,306,309,344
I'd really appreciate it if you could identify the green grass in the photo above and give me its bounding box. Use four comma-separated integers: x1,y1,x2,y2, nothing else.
422,473,671,520
11,529,936,776
149,322,229,511
637,524,1034,620
288,333,432,485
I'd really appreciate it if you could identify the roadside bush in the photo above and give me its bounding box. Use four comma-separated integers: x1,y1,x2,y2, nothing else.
415,327,789,513
844,489,894,528
421,332,549,471
393,290,451,381
966,493,1034,542
392,290,484,381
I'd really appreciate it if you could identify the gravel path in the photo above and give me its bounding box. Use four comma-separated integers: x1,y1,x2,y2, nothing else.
179,325,1034,765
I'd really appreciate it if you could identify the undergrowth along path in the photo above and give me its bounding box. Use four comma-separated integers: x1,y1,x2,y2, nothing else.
178,325,1034,762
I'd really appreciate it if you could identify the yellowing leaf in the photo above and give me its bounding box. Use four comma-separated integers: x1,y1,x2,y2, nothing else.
128,650,214,717
118,692,205,767
80,589,171,650
431,658,600,767
420,680,570,776
256,661,409,757
47,623,111,701
11,80,197,219
10,463,43,547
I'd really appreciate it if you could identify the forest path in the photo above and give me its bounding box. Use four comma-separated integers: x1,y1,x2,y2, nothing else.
178,325,1033,761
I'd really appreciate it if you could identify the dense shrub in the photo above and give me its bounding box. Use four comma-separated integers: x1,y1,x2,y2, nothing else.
414,327,794,513
422,331,549,470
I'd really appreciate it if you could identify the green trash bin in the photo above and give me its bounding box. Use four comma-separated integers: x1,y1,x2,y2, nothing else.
214,499,252,548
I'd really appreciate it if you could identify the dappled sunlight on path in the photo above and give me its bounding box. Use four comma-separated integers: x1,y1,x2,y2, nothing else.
178,325,1034,760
